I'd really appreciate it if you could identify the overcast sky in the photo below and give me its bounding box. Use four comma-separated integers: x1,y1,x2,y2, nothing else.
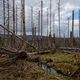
0,0,80,37
26,0,80,37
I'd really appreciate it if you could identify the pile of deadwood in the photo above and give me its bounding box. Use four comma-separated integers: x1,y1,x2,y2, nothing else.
0,48,27,67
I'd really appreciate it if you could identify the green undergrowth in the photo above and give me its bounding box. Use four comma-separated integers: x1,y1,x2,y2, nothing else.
37,52,80,80
41,52,80,64
0,59,59,80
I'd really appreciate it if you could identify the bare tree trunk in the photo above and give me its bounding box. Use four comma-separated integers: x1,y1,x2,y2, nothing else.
3,0,6,46
12,0,15,47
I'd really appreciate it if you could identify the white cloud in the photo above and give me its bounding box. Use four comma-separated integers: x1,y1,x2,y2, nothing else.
0,0,80,37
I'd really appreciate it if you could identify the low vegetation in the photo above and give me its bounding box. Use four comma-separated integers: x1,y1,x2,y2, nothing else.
34,52,80,80
0,51,80,80
0,58,60,80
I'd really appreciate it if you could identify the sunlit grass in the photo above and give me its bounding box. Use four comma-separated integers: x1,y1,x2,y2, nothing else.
41,52,80,64
38,52,80,79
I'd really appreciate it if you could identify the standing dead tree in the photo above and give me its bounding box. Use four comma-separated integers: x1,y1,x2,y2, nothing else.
16,5,18,35
50,0,52,35
41,0,43,49
3,0,6,46
79,10,80,38
53,13,55,44
47,8,49,49
21,0,26,40
58,0,60,38
48,0,52,49
12,0,16,47
38,11,40,49
68,17,70,38
31,7,34,46
3,0,10,47
7,0,10,46
72,10,74,47
47,8,49,37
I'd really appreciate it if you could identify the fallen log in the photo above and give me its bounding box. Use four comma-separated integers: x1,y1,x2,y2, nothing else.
0,48,27,67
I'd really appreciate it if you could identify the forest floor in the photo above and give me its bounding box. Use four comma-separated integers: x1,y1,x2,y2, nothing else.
29,51,80,80
0,51,80,80
0,53,66,80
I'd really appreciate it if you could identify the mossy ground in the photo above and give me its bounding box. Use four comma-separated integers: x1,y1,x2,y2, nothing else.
35,52,80,80
0,59,59,80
